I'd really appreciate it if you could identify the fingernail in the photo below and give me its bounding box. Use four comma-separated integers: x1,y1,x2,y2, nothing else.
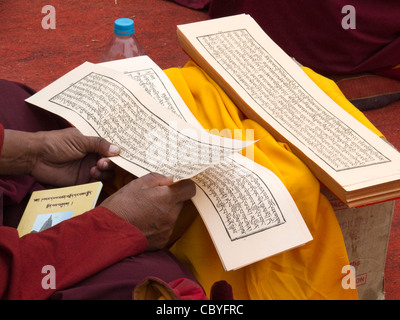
109,144,120,154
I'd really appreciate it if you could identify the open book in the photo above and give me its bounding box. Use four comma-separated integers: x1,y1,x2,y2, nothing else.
177,14,400,208
26,56,312,271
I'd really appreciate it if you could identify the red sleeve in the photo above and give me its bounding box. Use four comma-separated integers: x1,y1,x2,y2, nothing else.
0,206,148,300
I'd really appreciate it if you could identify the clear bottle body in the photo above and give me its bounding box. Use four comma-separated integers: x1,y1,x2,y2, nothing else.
100,33,146,62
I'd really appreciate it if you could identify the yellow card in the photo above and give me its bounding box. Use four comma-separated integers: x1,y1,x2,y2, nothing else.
17,181,103,237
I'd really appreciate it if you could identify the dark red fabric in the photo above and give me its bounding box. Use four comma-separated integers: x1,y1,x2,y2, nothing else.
133,276,208,300
208,0,400,76
51,250,200,300
374,67,400,81
0,79,69,132
0,206,148,300
166,277,208,300
333,73,400,110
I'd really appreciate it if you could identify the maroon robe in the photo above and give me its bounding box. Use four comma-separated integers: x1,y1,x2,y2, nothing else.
208,0,400,78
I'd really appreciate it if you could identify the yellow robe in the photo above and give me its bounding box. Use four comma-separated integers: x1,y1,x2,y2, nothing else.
162,61,383,300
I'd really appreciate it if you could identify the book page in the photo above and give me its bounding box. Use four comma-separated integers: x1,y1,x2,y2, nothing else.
100,56,203,129
177,14,400,191
192,153,312,270
99,56,312,270
26,62,253,181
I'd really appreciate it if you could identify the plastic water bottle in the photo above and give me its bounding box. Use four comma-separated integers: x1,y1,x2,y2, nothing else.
100,18,146,62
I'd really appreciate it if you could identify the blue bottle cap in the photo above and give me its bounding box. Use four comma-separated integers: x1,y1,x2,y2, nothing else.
114,18,134,36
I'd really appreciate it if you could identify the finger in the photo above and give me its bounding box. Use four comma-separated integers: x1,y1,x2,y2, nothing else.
84,136,120,157
158,175,174,187
90,166,115,181
138,173,174,188
97,158,116,171
168,179,196,202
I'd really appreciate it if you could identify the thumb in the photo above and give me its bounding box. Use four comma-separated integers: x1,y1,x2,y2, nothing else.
83,136,120,157
138,173,174,188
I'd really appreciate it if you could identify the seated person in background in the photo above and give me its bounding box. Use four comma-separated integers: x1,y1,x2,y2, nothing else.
208,0,400,78
0,79,204,300
205,0,400,110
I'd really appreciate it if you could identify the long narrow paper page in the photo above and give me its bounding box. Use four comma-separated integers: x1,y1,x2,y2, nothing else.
177,14,400,190
26,62,253,181
100,56,203,129
193,153,312,271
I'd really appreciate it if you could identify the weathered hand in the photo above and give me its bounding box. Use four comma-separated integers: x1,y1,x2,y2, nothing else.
30,127,120,186
0,127,120,186
100,173,196,250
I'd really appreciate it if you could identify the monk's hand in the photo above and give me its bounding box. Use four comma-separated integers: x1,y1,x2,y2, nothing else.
0,127,120,186
100,173,196,250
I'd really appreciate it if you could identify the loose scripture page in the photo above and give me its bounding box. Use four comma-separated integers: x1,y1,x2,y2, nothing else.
99,56,203,129
177,14,400,192
100,56,312,270
26,62,252,181
192,153,312,271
